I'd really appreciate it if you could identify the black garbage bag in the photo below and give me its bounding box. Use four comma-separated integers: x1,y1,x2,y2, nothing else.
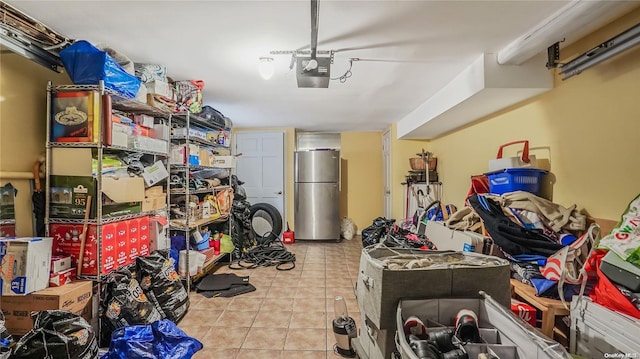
230,174,246,200
11,310,98,359
362,217,396,246
231,199,256,257
136,250,190,323
99,267,163,346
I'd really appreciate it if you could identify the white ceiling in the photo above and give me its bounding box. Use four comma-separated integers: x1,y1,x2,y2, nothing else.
5,1,636,133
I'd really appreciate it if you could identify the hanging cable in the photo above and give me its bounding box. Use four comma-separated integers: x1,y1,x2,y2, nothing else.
331,58,359,83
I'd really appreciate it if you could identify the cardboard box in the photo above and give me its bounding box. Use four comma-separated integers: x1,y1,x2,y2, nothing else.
1,280,92,335
0,224,15,237
138,217,150,257
50,255,72,273
115,221,129,267
149,216,169,252
144,80,172,99
49,267,76,287
199,149,213,167
128,219,140,262
423,221,485,252
142,194,166,212
129,135,168,154
133,114,155,128
170,145,187,165
50,91,100,143
110,116,131,148
142,186,166,212
152,123,170,140
112,131,129,148
50,222,117,276
172,127,207,140
101,222,118,272
211,155,235,168
355,248,510,331
0,237,52,295
49,174,144,219
133,124,150,137
146,186,164,196
170,144,199,165
142,161,169,187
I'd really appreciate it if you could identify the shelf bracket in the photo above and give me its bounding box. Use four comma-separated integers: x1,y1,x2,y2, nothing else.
546,41,562,69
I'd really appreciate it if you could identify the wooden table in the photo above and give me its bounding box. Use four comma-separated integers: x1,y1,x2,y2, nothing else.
510,279,570,338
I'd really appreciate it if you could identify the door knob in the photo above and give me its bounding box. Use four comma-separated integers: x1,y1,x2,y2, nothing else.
276,191,283,195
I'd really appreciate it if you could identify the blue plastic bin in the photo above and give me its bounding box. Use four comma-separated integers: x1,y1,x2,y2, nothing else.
191,238,209,251
485,168,547,195
170,234,187,251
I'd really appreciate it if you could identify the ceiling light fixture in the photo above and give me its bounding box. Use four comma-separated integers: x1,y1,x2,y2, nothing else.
258,57,274,80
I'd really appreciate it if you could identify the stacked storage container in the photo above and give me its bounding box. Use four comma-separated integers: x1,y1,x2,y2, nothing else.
354,247,511,359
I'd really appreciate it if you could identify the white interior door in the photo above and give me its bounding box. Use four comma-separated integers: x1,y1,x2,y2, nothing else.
234,131,285,229
383,130,391,218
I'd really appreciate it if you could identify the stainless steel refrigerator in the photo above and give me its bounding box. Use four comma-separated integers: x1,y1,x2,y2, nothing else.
294,150,340,240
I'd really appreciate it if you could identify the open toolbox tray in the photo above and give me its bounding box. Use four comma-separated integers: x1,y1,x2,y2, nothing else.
395,292,572,359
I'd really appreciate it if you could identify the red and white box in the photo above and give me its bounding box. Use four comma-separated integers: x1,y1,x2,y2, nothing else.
0,223,15,237
101,222,117,272
510,298,537,327
49,268,76,287
50,255,72,273
149,216,169,251
138,216,150,257
128,218,140,262
50,222,119,276
116,221,129,267
50,223,98,276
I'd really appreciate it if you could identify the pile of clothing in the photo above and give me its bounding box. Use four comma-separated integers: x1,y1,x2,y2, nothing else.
466,192,588,301
361,217,436,250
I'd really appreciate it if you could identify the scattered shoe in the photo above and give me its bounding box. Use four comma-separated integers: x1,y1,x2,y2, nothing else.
454,309,482,343
403,316,428,340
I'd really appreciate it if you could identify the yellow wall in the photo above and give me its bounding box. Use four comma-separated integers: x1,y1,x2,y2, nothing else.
425,8,640,220
389,124,429,220
0,52,69,235
340,132,383,231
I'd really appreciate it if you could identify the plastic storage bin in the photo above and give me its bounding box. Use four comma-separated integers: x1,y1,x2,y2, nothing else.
485,168,547,195
571,297,640,357
395,292,572,359
190,231,210,251
178,250,206,277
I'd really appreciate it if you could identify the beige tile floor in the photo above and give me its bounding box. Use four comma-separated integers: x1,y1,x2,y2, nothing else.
180,237,363,359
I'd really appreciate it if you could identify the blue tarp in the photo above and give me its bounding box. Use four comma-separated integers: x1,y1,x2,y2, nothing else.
60,40,141,98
